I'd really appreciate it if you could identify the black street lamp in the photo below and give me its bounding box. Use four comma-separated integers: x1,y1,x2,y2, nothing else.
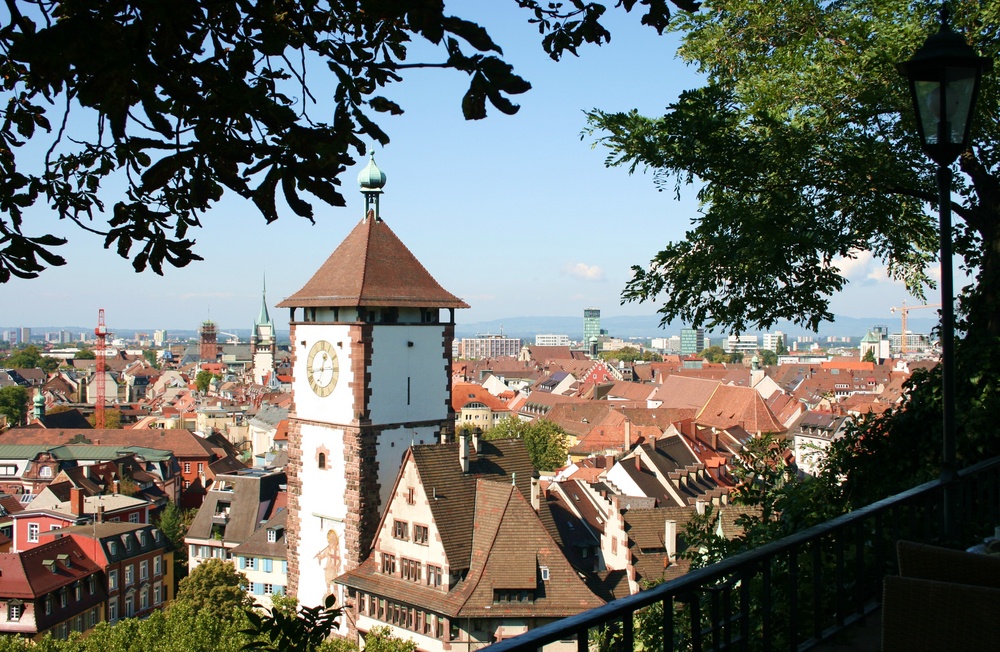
897,5,991,538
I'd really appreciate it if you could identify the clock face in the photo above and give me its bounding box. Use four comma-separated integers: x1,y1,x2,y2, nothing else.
306,340,340,397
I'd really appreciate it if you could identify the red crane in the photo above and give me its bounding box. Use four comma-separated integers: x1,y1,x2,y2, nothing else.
95,309,107,429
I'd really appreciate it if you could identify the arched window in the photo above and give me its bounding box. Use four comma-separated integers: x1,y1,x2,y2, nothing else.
39,466,52,478
318,453,326,469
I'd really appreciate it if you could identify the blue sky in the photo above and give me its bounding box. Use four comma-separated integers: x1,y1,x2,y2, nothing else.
2,3,936,333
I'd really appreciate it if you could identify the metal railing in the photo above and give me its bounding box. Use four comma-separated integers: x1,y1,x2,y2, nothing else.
488,456,1000,652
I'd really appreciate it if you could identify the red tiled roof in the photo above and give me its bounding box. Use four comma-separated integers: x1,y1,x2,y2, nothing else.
0,537,101,599
451,383,511,412
277,215,469,309
696,385,786,434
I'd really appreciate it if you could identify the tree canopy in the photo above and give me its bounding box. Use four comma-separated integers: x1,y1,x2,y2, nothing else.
598,346,662,363
195,369,216,393
484,417,569,471
2,344,42,367
175,558,254,621
1,0,696,282
0,385,29,426
586,0,1000,337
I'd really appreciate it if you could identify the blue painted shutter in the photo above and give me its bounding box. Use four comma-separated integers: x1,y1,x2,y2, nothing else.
281,560,287,574
253,583,263,595
238,557,245,569
263,558,272,573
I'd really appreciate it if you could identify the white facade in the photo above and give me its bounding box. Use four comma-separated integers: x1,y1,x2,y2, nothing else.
724,335,759,354
237,553,288,611
534,334,570,347
762,331,785,351
461,335,522,359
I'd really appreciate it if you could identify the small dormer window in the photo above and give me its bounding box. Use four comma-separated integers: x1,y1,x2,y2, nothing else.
40,466,52,478
109,541,118,556
540,566,550,581
266,529,276,543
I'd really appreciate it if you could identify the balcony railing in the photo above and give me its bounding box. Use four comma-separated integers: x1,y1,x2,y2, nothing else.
488,455,1000,652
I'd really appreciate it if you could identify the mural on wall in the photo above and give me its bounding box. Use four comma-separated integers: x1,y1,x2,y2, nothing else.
315,527,343,597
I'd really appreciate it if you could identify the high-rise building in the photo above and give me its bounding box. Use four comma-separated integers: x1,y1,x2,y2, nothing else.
153,330,167,346
583,308,601,346
19,327,30,344
278,155,467,620
680,328,705,355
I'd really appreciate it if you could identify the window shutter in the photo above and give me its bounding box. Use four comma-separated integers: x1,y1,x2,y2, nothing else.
238,557,245,570
263,559,272,573
253,583,263,595
281,560,287,574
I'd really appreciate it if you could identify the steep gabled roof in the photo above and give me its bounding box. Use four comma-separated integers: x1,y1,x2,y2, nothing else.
654,376,722,410
276,216,468,309
456,480,604,617
410,439,534,568
696,385,786,434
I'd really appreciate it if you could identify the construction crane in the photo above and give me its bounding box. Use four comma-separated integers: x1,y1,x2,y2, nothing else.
890,301,941,355
218,331,241,344
94,309,108,428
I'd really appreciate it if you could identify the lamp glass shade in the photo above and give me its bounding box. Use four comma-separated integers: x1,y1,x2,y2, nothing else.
913,68,977,151
897,10,991,166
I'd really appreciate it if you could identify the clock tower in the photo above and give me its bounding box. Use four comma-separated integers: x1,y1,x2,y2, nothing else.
278,155,468,611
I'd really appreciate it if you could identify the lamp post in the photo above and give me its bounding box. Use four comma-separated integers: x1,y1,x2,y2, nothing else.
897,5,991,539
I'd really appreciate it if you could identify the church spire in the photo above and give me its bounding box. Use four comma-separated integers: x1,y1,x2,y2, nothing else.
256,275,272,328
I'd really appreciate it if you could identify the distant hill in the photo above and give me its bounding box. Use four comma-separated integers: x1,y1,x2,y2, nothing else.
6,313,941,346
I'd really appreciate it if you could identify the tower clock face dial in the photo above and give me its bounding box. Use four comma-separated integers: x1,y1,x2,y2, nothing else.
306,340,340,397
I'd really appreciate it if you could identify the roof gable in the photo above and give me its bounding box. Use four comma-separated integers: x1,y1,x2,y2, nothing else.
457,480,604,617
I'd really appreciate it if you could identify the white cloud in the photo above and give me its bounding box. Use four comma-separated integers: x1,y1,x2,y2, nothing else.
564,262,605,281
833,251,897,285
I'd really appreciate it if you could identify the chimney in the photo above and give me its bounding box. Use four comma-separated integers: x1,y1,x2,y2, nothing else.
530,473,540,512
113,479,120,495
696,499,706,515
97,505,105,523
665,520,677,562
711,428,719,451
634,455,642,473
472,427,481,453
624,420,632,451
70,487,85,516
459,432,469,473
